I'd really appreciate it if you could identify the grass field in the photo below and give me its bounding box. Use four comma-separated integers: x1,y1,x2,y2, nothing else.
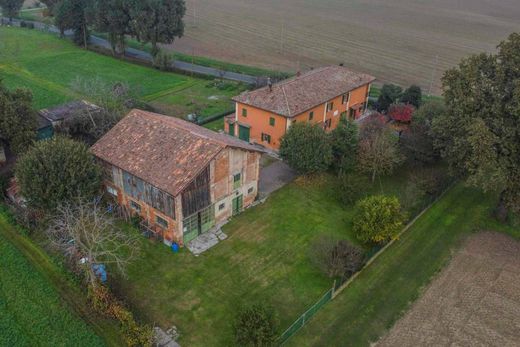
113,167,441,346
169,0,520,94
0,210,123,346
0,26,243,125
286,184,518,346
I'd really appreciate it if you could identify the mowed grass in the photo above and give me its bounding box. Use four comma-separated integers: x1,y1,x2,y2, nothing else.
115,169,437,346
0,26,242,123
287,184,518,346
0,213,110,346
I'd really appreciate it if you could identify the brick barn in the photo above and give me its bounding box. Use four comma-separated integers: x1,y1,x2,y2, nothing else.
91,109,262,246
226,65,375,150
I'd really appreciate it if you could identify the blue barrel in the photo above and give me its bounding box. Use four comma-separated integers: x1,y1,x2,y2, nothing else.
171,242,180,253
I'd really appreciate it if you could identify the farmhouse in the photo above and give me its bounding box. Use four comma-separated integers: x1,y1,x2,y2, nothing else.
91,109,262,246
226,65,375,150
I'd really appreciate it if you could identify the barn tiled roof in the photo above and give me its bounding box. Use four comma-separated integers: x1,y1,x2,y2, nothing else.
39,100,101,122
233,66,375,118
91,109,262,197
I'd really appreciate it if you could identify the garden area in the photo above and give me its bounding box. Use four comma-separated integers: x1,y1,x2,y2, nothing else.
0,26,245,127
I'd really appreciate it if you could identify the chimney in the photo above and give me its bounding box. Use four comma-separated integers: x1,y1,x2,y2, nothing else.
296,71,301,77
268,77,273,92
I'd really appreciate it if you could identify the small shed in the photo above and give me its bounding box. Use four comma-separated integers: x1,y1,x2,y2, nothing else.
36,114,54,140
38,100,102,126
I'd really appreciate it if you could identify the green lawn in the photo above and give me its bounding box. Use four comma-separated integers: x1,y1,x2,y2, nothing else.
114,169,438,346
0,26,243,126
287,184,518,346
0,211,123,346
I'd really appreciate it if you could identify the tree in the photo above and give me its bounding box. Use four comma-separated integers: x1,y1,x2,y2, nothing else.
0,0,24,20
233,304,278,347
377,84,402,112
387,103,414,124
89,0,133,55
330,116,358,172
400,85,422,108
431,33,520,220
54,0,90,47
0,82,37,154
401,100,445,164
40,0,60,13
279,122,332,175
309,236,364,278
131,0,186,57
15,136,102,210
357,119,404,183
352,195,406,244
47,200,140,287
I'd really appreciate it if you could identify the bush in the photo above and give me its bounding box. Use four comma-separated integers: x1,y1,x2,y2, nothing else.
401,85,422,108
310,236,364,278
337,172,369,206
377,84,402,112
330,117,358,172
409,166,450,197
353,195,406,244
388,103,415,123
153,51,172,71
279,122,332,175
233,304,278,347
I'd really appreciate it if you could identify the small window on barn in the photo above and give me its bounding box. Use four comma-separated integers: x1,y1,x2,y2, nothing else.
309,111,314,121
106,186,118,197
130,200,141,212
269,117,275,126
219,203,225,211
248,187,254,194
261,133,271,144
242,108,248,117
342,94,350,104
327,102,334,112
233,173,242,189
156,215,168,228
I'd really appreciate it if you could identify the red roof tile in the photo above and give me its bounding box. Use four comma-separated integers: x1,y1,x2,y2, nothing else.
233,66,375,118
91,109,261,197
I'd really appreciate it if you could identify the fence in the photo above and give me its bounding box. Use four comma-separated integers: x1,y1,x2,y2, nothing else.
277,181,456,345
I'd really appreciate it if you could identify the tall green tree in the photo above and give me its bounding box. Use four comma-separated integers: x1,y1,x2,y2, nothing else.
330,116,358,173
54,0,90,47
432,33,520,220
377,84,402,112
280,122,332,175
0,0,24,20
0,82,37,154
400,85,422,108
15,136,102,211
131,0,186,57
89,0,133,55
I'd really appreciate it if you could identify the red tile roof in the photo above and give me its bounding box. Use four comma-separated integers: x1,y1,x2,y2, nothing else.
91,109,262,197
233,66,375,118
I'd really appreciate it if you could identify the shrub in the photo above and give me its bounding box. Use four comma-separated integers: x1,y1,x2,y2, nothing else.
377,84,402,112
153,51,172,71
233,304,278,347
388,103,415,123
353,195,406,244
279,122,332,175
401,85,422,108
330,117,359,172
15,136,102,211
310,236,364,278
409,166,450,197
337,172,369,206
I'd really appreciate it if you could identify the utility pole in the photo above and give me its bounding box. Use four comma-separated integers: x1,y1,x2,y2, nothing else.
280,18,285,55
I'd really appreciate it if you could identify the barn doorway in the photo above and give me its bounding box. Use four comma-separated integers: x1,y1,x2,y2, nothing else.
183,204,215,244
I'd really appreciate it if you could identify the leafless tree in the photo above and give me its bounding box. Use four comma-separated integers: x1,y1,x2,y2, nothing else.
310,236,364,278
47,199,140,288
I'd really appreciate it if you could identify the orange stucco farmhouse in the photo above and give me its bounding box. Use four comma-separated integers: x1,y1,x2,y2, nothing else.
225,65,376,150
91,109,262,247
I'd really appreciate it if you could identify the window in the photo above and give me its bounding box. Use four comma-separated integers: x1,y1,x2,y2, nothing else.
324,119,332,129
269,117,275,126
261,133,271,144
156,215,168,228
248,187,254,194
130,200,141,212
219,203,225,211
107,186,118,197
327,102,334,112
242,108,248,117
233,173,242,189
309,111,314,121
342,93,350,104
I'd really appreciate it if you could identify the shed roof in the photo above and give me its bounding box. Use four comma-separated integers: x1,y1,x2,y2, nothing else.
233,66,375,118
91,109,262,197
38,100,101,122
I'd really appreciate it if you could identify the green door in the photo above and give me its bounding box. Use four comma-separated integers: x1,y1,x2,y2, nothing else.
183,205,215,244
232,195,243,216
238,125,250,142
229,123,235,137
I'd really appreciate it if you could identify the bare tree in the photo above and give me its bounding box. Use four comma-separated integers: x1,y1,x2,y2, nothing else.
47,199,140,288
309,236,364,278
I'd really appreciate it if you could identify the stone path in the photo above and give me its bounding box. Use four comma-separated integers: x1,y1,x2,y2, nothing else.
186,228,228,256
258,156,297,199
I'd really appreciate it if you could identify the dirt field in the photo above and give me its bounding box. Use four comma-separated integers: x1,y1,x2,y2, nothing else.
378,231,520,347
168,0,520,94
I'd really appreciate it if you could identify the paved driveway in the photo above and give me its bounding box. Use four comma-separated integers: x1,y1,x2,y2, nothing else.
258,156,297,198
